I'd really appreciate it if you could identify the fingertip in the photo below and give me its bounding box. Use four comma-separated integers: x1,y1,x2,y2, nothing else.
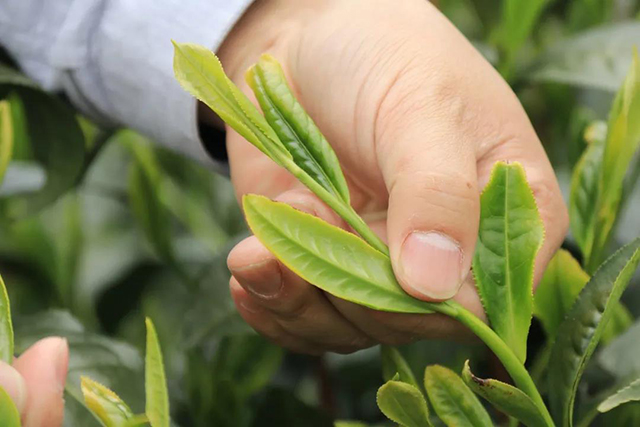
0,361,27,414
227,236,274,273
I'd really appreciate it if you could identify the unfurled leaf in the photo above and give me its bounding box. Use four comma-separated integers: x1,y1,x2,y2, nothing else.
243,194,438,314
599,320,640,379
599,378,640,413
473,161,544,362
246,55,350,203
0,274,12,364
377,380,432,427
587,49,640,271
530,23,640,92
145,318,169,427
548,237,640,426
0,385,20,427
381,346,420,391
81,376,137,427
462,361,547,427
0,100,13,184
424,365,492,427
534,249,631,343
171,42,287,161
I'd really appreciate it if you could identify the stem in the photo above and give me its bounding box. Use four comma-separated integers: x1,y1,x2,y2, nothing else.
442,301,555,427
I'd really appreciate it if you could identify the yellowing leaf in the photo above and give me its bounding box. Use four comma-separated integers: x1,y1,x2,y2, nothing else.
145,318,169,427
0,385,20,427
0,100,13,185
81,376,136,427
473,162,544,363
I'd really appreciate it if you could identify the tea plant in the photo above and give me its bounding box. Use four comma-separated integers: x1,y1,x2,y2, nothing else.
172,42,640,427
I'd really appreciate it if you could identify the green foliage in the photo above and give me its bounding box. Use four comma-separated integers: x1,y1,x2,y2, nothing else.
548,237,640,426
243,194,437,314
81,376,141,427
376,379,432,427
423,365,492,427
246,54,350,204
145,318,169,427
599,378,640,413
473,161,544,362
0,385,20,427
0,100,13,183
462,361,548,427
0,274,13,363
381,345,420,391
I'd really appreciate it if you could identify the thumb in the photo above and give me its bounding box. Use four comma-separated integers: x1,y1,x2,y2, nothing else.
0,361,27,414
14,337,68,427
378,114,479,301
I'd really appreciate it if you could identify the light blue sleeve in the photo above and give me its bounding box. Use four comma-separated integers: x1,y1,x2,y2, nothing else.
0,0,254,165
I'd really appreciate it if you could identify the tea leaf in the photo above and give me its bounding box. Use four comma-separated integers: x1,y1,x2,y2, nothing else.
462,361,548,427
473,161,544,362
534,249,631,343
243,194,438,314
599,320,640,379
172,42,287,161
0,385,20,427
424,365,492,427
377,380,432,427
246,55,350,203
81,376,136,427
588,49,640,271
381,346,420,391
548,237,640,426
599,377,640,413
0,100,13,184
0,274,13,364
145,318,169,427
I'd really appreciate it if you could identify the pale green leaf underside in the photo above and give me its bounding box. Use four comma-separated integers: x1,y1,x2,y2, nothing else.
246,55,350,204
0,274,13,364
377,380,432,427
424,365,492,427
462,361,547,427
145,318,169,427
473,161,544,363
172,42,287,162
81,376,135,427
0,386,20,427
598,377,640,413
244,195,438,314
548,237,640,427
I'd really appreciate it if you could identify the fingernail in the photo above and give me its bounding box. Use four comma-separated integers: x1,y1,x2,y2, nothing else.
54,338,69,389
232,259,283,299
399,231,464,300
0,361,27,413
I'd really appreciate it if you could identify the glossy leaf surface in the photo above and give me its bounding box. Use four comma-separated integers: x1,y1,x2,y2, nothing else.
0,386,20,427
424,365,492,427
244,194,438,314
381,345,420,391
599,377,640,413
548,237,640,426
172,42,287,161
473,161,544,362
246,55,350,203
81,376,136,427
377,380,431,427
0,274,13,364
462,361,547,427
145,318,169,427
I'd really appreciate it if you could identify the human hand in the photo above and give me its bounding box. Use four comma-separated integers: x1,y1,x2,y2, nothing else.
218,0,568,354
0,337,68,427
